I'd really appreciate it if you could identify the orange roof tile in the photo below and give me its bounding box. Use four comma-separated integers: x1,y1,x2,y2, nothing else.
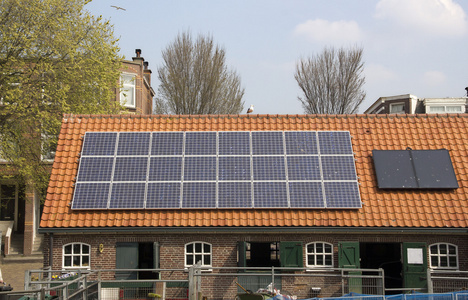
40,113,468,230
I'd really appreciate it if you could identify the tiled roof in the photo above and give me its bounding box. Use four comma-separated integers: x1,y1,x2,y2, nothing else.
40,113,468,230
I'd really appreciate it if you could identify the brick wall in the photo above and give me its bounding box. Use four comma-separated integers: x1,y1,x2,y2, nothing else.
42,231,468,299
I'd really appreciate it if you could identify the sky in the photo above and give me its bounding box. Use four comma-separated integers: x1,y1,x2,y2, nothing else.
85,0,468,115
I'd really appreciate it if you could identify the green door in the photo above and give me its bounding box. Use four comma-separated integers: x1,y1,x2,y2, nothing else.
116,242,138,280
339,242,361,294
280,242,303,268
402,242,427,292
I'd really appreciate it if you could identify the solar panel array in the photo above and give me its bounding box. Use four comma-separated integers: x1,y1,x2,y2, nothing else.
72,131,361,209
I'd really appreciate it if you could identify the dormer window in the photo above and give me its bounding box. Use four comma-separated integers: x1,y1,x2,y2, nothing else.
120,73,136,108
389,103,405,114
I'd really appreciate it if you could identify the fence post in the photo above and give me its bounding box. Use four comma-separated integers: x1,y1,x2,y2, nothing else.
427,268,433,293
24,270,30,291
271,266,275,291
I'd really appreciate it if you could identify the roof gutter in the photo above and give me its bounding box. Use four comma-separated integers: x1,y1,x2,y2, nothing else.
39,226,468,235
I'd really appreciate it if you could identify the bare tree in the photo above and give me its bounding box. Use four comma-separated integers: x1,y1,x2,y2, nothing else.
155,32,245,114
295,46,366,114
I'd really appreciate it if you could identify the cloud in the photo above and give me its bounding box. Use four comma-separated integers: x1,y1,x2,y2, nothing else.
421,71,447,86
365,64,398,83
293,19,363,43
374,0,468,37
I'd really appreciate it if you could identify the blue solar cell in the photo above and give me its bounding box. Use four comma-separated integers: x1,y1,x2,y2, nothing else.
289,182,324,208
287,156,321,180
324,182,361,208
149,157,183,181
146,183,181,208
321,156,357,181
253,182,288,208
71,183,110,209
252,132,284,155
218,157,251,181
218,182,252,208
151,132,184,156
185,132,216,155
184,157,216,181
81,132,117,156
182,182,216,208
318,132,353,155
117,132,150,156
109,183,146,208
252,156,286,180
219,132,250,155
76,157,114,182
113,157,148,182
285,131,318,155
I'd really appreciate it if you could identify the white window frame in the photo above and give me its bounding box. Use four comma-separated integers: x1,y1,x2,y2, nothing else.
389,103,405,114
306,242,334,268
429,243,458,270
184,241,212,270
428,105,464,113
120,73,136,108
41,133,56,162
62,243,91,270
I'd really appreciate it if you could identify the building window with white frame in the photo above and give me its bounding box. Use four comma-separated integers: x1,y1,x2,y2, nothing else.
185,242,212,268
389,103,405,114
120,73,136,108
63,243,91,269
429,243,458,269
306,242,333,268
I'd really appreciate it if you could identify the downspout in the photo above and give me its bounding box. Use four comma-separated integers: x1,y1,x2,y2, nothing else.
49,233,54,268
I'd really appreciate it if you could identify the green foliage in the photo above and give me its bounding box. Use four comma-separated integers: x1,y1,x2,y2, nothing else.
0,0,123,198
155,31,245,115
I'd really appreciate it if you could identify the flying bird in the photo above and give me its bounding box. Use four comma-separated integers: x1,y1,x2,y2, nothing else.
111,5,126,11
247,105,254,114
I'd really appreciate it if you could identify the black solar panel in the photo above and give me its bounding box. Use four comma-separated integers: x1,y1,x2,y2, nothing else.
373,149,458,189
71,131,361,209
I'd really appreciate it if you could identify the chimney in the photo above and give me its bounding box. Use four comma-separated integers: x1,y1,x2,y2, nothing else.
132,49,144,64
465,86,468,96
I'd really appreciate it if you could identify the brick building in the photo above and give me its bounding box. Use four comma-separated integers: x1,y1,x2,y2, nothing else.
39,113,468,297
0,50,154,261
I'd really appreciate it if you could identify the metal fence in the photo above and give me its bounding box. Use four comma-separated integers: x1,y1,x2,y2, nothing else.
428,270,468,294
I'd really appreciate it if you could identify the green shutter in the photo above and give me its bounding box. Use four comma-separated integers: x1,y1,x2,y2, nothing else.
116,242,139,280
280,241,303,268
338,241,360,268
338,242,361,293
402,242,427,291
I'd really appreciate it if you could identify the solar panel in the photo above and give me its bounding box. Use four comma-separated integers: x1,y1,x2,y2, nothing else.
81,132,117,156
373,149,458,189
71,131,361,210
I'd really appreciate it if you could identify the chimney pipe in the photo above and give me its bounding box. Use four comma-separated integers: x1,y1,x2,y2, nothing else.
135,49,142,58
465,86,468,96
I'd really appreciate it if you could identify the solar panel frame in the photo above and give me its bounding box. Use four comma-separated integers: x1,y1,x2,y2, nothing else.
71,131,361,210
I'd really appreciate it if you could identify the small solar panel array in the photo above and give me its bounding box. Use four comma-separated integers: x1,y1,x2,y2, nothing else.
71,131,361,210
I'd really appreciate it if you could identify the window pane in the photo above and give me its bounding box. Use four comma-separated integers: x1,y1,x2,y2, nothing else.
73,256,80,267
325,255,332,266
204,243,210,253
449,256,457,267
325,244,332,253
430,106,445,112
82,256,89,267
446,106,462,112
204,255,211,265
73,244,81,254
316,243,323,253
64,256,71,267
440,257,448,267
186,255,193,265
195,255,202,264
440,244,447,254
186,244,193,253
430,245,437,254
64,245,72,254
317,256,324,265
431,256,438,267
195,243,202,253
82,245,90,254
307,244,314,253
308,256,314,265
448,245,456,254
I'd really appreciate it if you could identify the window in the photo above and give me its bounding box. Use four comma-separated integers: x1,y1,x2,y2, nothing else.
120,74,136,108
238,241,303,268
306,242,333,268
429,243,458,269
389,103,405,114
0,184,16,220
63,243,91,269
185,242,212,268
41,133,57,162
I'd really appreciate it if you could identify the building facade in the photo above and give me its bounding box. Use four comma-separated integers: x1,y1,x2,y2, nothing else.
40,113,468,297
